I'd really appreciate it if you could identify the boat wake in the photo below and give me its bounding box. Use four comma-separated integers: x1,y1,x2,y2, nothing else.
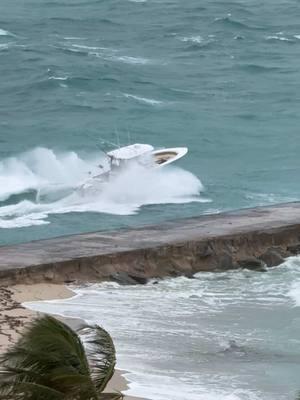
0,147,208,228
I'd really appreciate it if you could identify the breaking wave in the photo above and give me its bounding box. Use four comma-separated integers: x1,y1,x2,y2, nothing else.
0,147,206,228
0,28,13,36
265,35,295,43
25,256,300,400
123,93,164,105
180,35,205,44
286,257,300,306
59,44,151,65
178,35,215,48
113,55,149,65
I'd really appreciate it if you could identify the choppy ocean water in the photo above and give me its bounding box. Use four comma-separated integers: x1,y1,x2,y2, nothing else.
1,0,300,244
26,256,300,400
2,2,300,397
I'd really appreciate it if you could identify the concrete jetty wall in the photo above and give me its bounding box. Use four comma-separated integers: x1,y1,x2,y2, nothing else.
0,203,300,285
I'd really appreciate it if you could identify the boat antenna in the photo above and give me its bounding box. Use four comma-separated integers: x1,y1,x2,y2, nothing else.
85,132,127,171
126,127,131,145
85,132,107,154
99,138,119,149
87,130,123,151
85,132,119,166
114,126,121,149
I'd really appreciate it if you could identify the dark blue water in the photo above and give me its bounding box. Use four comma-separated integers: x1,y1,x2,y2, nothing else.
1,0,300,244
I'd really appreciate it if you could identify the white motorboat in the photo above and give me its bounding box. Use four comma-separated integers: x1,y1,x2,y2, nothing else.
78,143,188,193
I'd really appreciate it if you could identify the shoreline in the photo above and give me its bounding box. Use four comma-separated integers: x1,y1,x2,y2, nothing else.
0,283,145,400
1,203,300,400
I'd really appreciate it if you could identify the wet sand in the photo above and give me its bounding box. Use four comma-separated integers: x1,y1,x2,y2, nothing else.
0,283,144,400
0,283,73,351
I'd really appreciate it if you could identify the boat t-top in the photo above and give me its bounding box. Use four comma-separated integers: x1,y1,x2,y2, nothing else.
107,143,187,167
79,143,188,193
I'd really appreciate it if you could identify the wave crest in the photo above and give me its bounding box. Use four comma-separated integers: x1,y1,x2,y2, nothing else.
0,147,206,228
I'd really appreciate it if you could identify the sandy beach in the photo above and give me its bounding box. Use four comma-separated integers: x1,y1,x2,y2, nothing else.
0,283,144,400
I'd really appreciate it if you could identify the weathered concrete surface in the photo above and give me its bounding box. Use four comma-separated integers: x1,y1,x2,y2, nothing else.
0,202,300,285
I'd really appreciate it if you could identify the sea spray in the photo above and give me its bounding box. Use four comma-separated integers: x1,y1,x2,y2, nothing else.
0,147,206,228
0,147,100,202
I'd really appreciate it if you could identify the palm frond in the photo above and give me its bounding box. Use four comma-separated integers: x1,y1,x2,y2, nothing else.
0,380,64,400
79,325,117,393
0,315,122,400
0,316,97,400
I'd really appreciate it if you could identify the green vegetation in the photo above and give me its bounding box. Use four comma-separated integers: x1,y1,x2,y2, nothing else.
0,315,123,400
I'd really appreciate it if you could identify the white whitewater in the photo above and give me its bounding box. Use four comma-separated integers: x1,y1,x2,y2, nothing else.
0,147,206,228
25,257,300,400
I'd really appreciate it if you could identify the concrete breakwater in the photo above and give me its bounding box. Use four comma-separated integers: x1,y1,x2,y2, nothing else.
0,203,300,286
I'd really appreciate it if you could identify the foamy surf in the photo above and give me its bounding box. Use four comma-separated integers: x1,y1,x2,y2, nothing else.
0,147,206,228
286,257,300,306
0,28,13,36
25,256,300,400
179,35,205,44
288,282,300,306
114,55,149,65
0,147,99,202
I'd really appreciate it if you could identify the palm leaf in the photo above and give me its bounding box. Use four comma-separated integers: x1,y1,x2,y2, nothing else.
0,316,122,400
0,316,97,399
79,325,117,393
0,380,64,400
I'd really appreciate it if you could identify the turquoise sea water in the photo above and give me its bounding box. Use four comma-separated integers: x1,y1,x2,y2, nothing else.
0,0,300,244
3,2,300,399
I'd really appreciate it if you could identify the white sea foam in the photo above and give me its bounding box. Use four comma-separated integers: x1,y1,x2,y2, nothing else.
0,206,49,228
178,35,214,48
285,256,300,306
180,35,205,44
0,43,26,52
0,147,206,228
48,76,69,81
63,46,83,53
245,192,298,206
25,256,300,400
214,13,231,22
0,159,40,202
113,55,149,65
68,44,150,65
72,44,107,51
266,35,293,42
288,282,300,306
123,93,163,105
0,28,13,36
